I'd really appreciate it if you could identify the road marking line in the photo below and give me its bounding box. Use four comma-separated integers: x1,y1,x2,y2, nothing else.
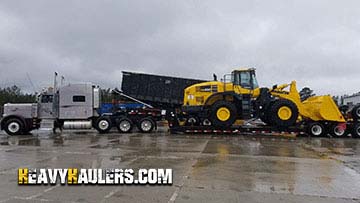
168,140,209,203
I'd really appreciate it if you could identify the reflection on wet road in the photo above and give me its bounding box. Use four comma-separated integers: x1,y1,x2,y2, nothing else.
0,130,359,203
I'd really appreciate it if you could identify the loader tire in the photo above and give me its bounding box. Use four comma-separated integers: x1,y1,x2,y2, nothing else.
4,118,24,136
351,123,360,138
268,99,298,128
210,101,237,127
351,105,360,120
95,117,112,134
259,108,271,125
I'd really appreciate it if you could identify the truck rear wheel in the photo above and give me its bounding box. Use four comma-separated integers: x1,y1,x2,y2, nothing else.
117,118,133,133
4,118,24,136
138,117,155,133
307,122,326,137
210,101,237,127
95,117,112,133
351,123,360,138
268,99,298,127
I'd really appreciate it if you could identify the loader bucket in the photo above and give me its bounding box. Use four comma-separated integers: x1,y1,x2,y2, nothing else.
301,95,345,122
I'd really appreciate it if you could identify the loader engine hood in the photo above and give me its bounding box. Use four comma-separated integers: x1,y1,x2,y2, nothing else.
183,81,222,106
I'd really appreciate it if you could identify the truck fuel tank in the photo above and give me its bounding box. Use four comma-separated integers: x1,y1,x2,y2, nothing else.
63,120,92,129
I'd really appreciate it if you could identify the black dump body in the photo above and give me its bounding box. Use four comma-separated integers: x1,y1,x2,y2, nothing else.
121,71,206,109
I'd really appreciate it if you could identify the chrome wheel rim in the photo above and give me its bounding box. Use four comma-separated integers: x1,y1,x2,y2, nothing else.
333,126,345,136
140,120,152,132
8,122,20,133
119,120,131,132
356,108,360,117
311,125,322,136
98,120,109,130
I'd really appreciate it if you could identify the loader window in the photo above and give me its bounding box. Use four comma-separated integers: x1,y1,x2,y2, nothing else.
252,72,259,89
240,72,251,89
73,95,86,102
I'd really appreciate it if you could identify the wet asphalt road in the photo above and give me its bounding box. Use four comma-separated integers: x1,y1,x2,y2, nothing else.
0,130,360,203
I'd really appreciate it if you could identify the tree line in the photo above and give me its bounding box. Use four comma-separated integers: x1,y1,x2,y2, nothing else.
0,85,36,107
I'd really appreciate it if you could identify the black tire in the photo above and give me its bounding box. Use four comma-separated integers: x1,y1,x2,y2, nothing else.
138,117,155,133
351,105,360,120
117,118,133,133
210,101,237,127
22,129,32,135
329,123,346,137
95,117,112,133
307,122,326,137
4,118,24,136
259,110,271,125
268,99,298,127
351,123,360,138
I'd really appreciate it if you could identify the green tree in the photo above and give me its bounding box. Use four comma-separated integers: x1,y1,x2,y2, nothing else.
0,85,36,110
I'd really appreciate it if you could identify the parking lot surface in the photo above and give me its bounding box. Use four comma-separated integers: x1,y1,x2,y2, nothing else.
0,130,359,203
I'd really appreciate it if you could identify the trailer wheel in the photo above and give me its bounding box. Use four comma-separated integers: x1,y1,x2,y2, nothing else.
268,99,298,127
351,123,360,138
138,117,155,133
4,118,24,136
185,116,200,126
117,118,133,133
351,105,360,120
307,122,325,137
210,101,237,127
329,123,346,137
95,117,112,133
259,112,270,125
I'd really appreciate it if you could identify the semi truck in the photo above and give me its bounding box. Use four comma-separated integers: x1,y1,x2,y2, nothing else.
0,76,163,135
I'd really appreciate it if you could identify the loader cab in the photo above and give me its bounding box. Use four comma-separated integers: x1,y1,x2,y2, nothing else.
231,69,259,90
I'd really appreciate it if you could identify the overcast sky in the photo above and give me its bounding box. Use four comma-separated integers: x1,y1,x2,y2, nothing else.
0,0,359,96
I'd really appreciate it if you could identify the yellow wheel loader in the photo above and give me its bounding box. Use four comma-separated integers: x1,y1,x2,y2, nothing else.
173,68,360,137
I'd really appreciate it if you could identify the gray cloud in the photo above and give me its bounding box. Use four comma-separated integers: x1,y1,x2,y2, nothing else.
0,0,359,96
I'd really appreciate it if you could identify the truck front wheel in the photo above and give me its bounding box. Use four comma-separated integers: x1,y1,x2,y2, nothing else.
4,118,24,136
95,117,112,133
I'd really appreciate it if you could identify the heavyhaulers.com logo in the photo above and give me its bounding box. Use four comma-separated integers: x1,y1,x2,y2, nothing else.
18,168,172,185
